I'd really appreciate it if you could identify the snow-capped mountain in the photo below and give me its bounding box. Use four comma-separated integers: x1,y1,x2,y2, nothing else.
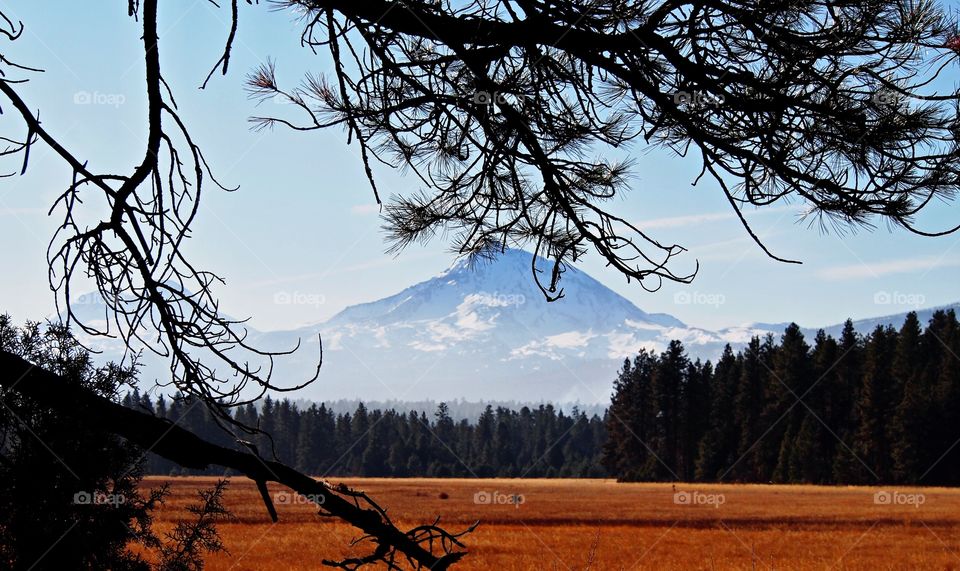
67,249,959,404
257,249,773,402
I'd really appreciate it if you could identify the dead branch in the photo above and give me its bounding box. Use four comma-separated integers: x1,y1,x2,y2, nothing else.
0,348,470,569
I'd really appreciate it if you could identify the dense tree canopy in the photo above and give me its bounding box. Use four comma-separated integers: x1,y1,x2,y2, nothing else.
129,396,607,479
604,310,960,486
0,317,229,571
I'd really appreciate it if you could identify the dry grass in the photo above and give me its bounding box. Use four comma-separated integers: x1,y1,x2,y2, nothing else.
142,476,960,570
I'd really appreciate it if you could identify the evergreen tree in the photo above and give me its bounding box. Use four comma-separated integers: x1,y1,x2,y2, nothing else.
361,410,390,476
919,310,960,485
890,312,926,483
680,359,711,481
732,337,770,482
793,330,839,484
768,324,810,483
473,405,496,476
603,353,656,481
493,408,518,476
696,345,741,480
853,325,898,483
648,341,688,480
295,405,320,474
831,320,863,482
312,404,337,476
347,404,371,474
0,317,227,569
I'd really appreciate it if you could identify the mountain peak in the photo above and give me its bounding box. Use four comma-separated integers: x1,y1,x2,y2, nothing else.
255,248,703,401
437,247,569,280
325,248,670,330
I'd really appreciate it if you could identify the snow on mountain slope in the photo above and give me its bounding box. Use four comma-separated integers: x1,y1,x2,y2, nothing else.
66,250,958,403
258,249,733,402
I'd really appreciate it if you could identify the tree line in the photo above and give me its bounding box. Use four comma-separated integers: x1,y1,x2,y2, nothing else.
125,395,607,478
604,310,960,486
129,309,960,485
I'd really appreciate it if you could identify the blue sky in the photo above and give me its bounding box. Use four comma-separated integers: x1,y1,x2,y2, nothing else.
1,1,958,332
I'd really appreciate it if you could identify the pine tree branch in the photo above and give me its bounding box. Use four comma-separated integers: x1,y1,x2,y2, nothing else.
0,349,468,569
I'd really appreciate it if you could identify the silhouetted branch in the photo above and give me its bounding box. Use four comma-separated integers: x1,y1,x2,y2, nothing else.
252,0,960,295
1,3,471,566
0,2,319,430
0,349,471,569
201,0,256,90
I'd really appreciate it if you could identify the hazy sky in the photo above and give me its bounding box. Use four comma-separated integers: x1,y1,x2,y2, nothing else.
1,1,958,332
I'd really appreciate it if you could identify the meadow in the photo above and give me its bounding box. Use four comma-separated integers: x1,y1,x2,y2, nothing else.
142,477,960,570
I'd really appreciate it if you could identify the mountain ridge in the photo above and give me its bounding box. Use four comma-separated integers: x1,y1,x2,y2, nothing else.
68,249,957,403
255,248,954,402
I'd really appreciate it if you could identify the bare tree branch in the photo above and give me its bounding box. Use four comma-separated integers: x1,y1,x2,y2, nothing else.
1,1,319,428
1,4,471,566
0,348,473,569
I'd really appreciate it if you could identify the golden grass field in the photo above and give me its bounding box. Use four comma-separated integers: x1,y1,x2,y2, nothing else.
142,476,960,570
